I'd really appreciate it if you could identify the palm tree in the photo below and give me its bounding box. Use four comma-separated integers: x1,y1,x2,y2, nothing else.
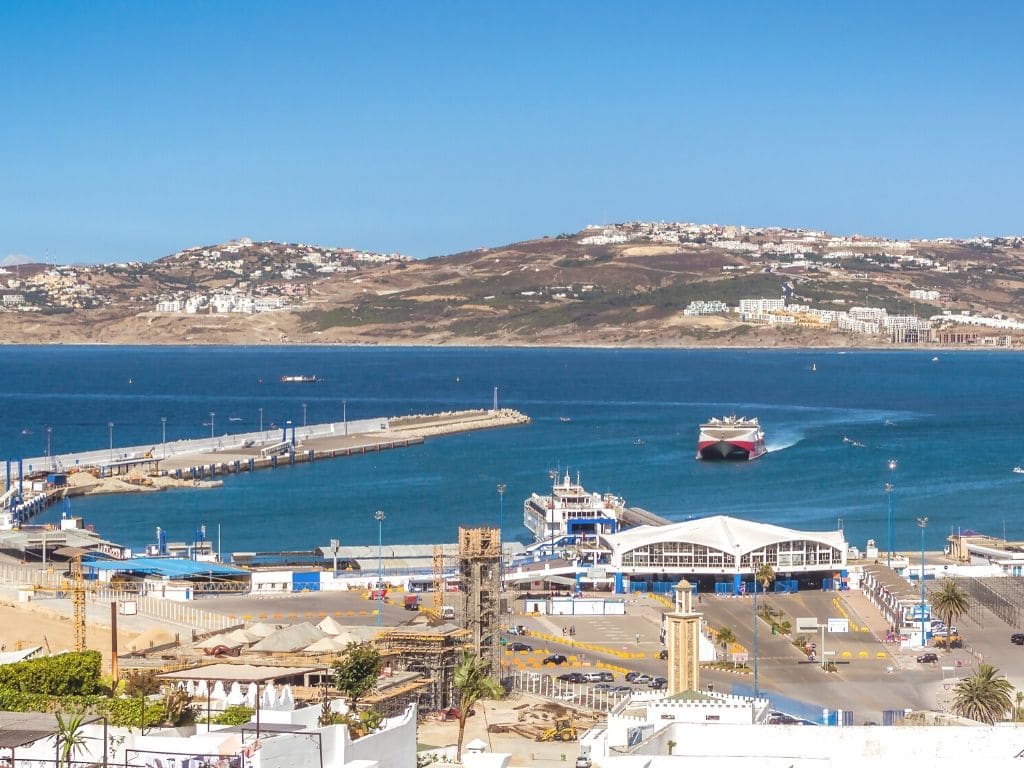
952,663,1014,724
931,579,969,652
55,712,89,768
716,627,737,667
755,563,776,595
453,651,503,758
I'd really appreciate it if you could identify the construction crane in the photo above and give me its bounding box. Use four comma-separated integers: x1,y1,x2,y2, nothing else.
31,553,88,651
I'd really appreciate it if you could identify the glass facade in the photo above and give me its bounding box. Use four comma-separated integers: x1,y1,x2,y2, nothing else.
619,538,843,570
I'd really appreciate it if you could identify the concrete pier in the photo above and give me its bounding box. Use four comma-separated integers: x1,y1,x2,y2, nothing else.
11,408,531,499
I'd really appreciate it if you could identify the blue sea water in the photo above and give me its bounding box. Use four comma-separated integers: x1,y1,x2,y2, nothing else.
1,345,1021,555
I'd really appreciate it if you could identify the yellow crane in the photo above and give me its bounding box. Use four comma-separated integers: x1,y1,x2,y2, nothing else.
31,553,88,651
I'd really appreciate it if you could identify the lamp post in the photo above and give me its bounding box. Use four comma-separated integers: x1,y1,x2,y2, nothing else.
46,426,52,467
259,407,264,434
302,402,307,428
918,516,928,647
330,538,340,578
886,459,897,568
343,399,347,435
108,422,114,462
375,510,385,626
209,412,215,440
497,484,506,533
161,417,167,458
753,566,759,700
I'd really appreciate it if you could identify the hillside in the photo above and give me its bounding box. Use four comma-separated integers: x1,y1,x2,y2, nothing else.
2,224,1023,348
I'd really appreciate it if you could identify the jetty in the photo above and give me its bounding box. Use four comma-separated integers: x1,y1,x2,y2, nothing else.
7,409,530,504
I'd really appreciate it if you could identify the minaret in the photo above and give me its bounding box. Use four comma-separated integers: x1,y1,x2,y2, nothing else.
666,579,702,694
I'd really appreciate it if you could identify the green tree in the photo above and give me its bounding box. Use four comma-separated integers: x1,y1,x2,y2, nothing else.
931,579,970,652
453,651,503,758
55,712,90,768
952,664,1014,724
332,643,382,708
755,563,776,595
716,627,737,667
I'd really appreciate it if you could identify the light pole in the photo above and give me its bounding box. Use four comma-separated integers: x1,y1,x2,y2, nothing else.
161,417,167,458
343,399,347,436
302,402,307,427
108,422,114,463
330,538,340,578
886,459,897,568
209,412,215,440
918,516,928,647
753,567,759,699
497,483,506,533
259,407,264,433
375,510,385,626
46,426,52,464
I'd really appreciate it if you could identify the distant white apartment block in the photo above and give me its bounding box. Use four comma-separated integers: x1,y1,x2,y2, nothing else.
738,297,785,319
683,300,728,316
2,294,25,306
155,299,184,313
908,289,940,300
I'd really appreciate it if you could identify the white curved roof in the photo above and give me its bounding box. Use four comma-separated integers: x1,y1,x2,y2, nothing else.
606,515,845,557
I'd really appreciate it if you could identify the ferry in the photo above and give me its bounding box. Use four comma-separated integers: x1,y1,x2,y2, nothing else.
523,471,628,544
280,375,320,383
696,416,767,461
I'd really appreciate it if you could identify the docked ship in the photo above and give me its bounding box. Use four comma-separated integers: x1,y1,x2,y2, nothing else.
523,471,629,545
696,416,767,461
280,375,320,383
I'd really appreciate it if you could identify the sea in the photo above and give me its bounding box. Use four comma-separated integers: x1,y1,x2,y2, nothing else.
1,345,1021,556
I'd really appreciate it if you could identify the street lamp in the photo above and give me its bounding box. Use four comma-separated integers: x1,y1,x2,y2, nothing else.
497,484,506,533
108,422,114,462
259,407,264,433
752,564,760,700
46,426,52,463
343,399,347,436
161,417,167,458
330,538,341,578
886,459,897,568
918,516,928,647
302,402,307,427
209,412,215,440
375,510,385,626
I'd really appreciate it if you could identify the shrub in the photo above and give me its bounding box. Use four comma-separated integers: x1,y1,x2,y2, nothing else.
0,652,103,696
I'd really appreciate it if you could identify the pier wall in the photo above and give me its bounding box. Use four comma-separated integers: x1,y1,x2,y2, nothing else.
15,417,387,477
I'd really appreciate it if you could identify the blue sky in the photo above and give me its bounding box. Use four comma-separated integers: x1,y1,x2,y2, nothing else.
1,2,1022,264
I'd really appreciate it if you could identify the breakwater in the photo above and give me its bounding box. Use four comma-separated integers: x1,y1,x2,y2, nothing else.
9,409,531,499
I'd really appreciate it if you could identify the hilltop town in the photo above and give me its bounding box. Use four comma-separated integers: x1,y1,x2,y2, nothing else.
2,223,1024,347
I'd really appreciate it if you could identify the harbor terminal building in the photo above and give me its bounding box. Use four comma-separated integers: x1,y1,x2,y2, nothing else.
507,514,850,595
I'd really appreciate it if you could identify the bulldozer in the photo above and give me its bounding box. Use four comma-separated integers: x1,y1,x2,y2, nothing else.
539,717,578,742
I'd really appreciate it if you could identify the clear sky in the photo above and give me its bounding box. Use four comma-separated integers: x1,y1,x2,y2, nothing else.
1,2,1022,264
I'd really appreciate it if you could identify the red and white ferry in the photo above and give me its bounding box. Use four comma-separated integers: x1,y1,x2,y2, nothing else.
696,416,767,461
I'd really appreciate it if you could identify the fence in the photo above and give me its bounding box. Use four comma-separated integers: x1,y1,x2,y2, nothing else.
508,668,629,712
956,576,1024,629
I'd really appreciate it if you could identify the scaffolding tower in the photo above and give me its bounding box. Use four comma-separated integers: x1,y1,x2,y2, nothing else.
458,526,502,675
432,545,445,614
374,625,470,713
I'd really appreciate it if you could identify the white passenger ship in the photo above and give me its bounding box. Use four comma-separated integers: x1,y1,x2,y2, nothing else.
523,471,628,545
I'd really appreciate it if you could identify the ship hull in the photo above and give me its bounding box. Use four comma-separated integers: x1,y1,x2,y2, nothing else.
697,439,766,461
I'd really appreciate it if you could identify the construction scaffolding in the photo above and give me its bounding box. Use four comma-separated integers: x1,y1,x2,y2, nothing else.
432,545,445,614
458,526,501,675
374,624,470,714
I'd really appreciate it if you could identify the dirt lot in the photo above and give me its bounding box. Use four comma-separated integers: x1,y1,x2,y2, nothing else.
0,599,135,669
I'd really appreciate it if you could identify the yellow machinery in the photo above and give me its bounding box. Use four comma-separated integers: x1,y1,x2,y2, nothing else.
539,718,578,742
31,554,87,651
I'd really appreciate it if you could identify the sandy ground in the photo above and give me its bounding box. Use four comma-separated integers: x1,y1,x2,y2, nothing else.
0,598,137,670
417,692,596,766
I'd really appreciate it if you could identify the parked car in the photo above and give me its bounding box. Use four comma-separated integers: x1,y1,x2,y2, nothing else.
624,672,641,682
558,672,585,683
582,672,605,682
598,671,614,682
609,685,633,695
916,652,939,663
1011,633,1024,645
508,625,529,636
507,642,533,652
649,677,668,690
657,649,669,660
543,653,568,665
632,673,653,684
593,682,613,691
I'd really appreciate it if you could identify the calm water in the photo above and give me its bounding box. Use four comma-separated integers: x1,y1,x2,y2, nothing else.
1,346,1021,555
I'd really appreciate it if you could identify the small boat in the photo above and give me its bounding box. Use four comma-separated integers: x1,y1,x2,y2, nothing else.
228,417,243,422
634,438,646,447
932,357,940,363
280,375,320,383
811,363,817,372
1013,467,1024,475
20,428,32,435
559,417,572,423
